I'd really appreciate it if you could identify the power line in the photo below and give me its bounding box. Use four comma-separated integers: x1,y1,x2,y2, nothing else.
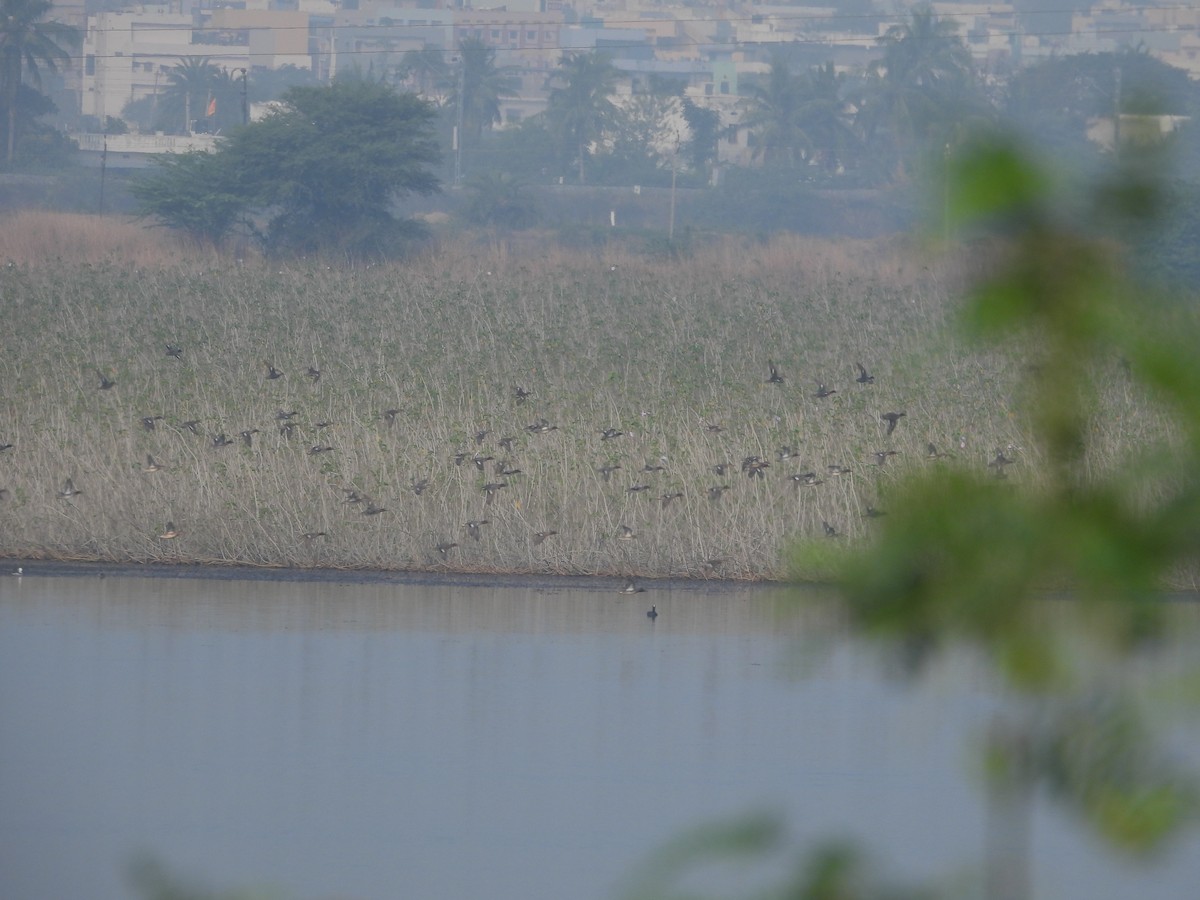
78,3,1200,38
70,20,1200,69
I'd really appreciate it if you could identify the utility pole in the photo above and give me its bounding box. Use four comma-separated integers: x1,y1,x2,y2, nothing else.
236,68,249,126
453,56,465,186
1113,66,1122,157
98,130,108,216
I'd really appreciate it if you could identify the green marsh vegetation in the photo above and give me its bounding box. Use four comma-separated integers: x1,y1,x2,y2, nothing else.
0,205,1188,581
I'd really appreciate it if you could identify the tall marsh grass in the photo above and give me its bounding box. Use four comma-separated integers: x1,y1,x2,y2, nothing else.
0,218,1181,579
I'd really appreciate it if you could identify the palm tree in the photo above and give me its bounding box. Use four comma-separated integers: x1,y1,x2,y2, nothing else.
0,0,77,165
401,44,449,100
545,51,619,183
742,57,809,168
162,56,219,135
453,36,518,143
856,4,980,178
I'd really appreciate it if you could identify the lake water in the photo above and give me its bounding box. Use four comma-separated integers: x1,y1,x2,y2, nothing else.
1,569,1197,900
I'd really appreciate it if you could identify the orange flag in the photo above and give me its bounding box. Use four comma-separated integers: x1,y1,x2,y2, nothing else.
206,96,217,117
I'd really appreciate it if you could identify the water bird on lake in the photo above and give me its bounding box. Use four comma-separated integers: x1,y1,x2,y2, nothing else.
142,454,163,472
165,343,183,359
618,580,645,594
11,566,21,576
881,412,907,435
57,478,83,499
814,383,837,399
306,366,321,382
159,522,179,540
212,433,234,448
533,530,558,545
97,371,116,390
240,429,259,447
141,415,163,431
647,605,658,620
855,363,875,385
464,519,491,541
766,361,785,384
600,428,624,441
266,364,283,380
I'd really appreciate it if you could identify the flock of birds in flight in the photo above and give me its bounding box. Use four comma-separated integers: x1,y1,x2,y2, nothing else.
4,343,1020,613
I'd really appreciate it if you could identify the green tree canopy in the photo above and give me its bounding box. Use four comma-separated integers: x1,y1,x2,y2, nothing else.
133,80,441,259
453,36,519,144
0,0,77,165
546,51,620,183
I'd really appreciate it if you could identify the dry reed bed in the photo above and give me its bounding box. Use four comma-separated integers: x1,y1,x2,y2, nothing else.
0,232,1178,579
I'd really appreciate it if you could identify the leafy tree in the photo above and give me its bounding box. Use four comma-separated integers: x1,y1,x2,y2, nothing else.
245,64,320,104
453,36,518,145
461,171,538,230
130,151,246,247
680,98,719,173
546,51,620,183
743,56,811,168
1004,49,1200,163
792,134,1200,890
400,45,449,100
0,0,78,165
744,58,859,175
159,56,241,135
856,4,984,179
133,80,441,258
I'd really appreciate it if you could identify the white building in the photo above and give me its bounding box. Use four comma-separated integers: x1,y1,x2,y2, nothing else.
81,8,248,125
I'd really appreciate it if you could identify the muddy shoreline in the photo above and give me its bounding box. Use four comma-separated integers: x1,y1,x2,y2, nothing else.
0,556,780,594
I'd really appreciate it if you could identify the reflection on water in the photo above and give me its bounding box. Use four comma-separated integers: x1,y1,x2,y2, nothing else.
0,573,1197,900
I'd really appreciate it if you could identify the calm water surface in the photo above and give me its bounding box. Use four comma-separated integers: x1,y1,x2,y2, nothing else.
1,571,1197,899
